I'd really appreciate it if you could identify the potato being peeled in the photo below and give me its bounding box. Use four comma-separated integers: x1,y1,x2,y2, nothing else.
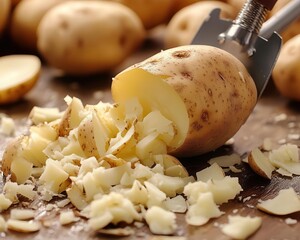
112,45,257,157
37,1,145,75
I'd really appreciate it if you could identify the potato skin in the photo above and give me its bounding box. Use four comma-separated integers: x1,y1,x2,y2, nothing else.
37,1,145,75
164,1,236,48
0,0,10,35
108,0,174,29
272,34,300,101
125,45,257,156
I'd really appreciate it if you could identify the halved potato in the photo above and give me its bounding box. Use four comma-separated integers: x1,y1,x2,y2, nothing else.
0,55,41,104
112,45,257,157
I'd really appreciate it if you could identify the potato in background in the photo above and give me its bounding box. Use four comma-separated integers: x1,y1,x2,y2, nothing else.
10,0,69,51
272,34,300,101
107,0,174,29
0,0,11,36
164,1,236,48
37,1,145,75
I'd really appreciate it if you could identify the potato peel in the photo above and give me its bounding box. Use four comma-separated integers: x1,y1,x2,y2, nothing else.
257,188,300,215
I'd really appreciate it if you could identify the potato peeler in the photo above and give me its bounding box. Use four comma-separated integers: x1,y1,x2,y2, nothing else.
192,0,300,97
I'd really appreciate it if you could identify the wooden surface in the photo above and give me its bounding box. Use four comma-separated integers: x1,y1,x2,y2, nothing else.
1,29,300,240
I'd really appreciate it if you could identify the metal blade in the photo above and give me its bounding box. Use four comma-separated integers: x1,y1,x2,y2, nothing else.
192,9,282,97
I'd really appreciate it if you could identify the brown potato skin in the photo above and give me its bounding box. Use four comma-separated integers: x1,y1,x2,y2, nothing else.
124,45,257,157
272,34,300,101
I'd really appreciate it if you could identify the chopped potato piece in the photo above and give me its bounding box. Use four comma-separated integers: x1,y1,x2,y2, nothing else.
29,106,62,125
145,206,177,235
10,209,35,220
89,192,141,230
220,215,262,239
196,163,225,182
59,210,79,225
208,153,241,168
186,192,223,226
248,148,275,179
257,188,300,215
7,219,40,233
0,194,12,212
0,116,15,136
39,159,69,193
0,215,6,232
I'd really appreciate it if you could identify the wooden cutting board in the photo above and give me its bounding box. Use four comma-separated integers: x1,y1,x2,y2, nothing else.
1,31,300,240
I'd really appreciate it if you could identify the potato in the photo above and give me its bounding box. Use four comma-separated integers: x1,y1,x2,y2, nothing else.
171,0,229,14
269,0,300,43
37,1,145,75
112,45,257,157
226,0,245,16
272,34,300,101
0,0,10,36
0,55,41,104
107,0,173,29
164,1,236,48
10,0,69,51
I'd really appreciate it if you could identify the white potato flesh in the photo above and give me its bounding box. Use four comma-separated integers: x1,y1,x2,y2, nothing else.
112,68,189,152
145,206,177,235
221,215,262,239
257,188,300,215
208,153,241,167
7,219,40,233
39,159,69,193
0,55,41,104
10,209,35,220
0,194,12,212
196,163,225,182
186,192,223,226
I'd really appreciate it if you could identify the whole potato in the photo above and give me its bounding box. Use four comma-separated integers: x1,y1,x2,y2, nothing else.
272,34,300,101
226,0,245,15
112,45,257,157
269,0,300,43
10,0,69,51
171,0,228,14
164,1,236,48
37,1,145,75
0,0,10,36
107,0,173,29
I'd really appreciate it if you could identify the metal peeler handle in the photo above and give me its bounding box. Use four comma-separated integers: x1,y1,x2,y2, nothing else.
260,0,300,39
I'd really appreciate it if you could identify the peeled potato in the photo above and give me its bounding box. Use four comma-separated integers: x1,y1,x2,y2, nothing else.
0,0,10,35
164,1,236,48
0,55,41,104
112,45,257,157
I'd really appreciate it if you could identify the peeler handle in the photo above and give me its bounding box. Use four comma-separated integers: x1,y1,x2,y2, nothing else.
260,0,300,39
255,0,278,10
